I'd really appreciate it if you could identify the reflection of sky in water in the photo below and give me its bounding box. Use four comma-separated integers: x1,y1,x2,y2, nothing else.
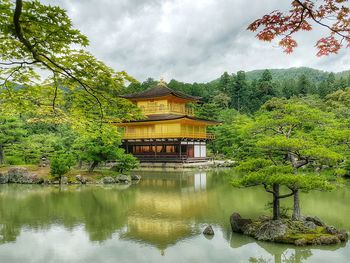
0,226,349,263
0,170,349,263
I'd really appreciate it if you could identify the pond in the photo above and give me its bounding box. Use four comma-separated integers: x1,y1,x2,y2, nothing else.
0,169,349,263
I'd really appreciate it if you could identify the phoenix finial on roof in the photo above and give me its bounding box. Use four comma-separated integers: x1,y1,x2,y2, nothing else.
158,77,166,86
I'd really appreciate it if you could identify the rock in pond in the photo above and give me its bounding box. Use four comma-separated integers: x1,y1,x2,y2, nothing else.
131,174,141,181
325,226,337,235
116,174,131,183
253,220,288,241
303,221,317,230
7,167,43,184
203,225,214,235
0,172,8,184
305,216,325,227
102,176,116,184
75,174,87,184
230,212,252,233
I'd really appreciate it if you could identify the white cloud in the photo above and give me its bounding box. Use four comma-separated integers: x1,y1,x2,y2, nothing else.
44,0,350,82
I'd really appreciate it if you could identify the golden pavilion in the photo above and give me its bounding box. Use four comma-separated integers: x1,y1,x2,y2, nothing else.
118,81,218,162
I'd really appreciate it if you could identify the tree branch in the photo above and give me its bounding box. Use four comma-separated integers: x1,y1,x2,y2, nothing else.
263,183,275,194
294,0,350,40
0,61,38,66
12,0,104,124
286,7,306,37
278,189,296,199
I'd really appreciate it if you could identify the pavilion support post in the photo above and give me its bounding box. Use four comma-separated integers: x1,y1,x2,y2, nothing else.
179,141,182,161
154,140,156,160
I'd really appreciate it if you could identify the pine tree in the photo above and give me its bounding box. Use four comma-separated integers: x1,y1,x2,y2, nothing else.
232,98,342,220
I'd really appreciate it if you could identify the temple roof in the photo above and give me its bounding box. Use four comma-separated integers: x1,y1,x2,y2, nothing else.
121,83,202,101
122,114,219,124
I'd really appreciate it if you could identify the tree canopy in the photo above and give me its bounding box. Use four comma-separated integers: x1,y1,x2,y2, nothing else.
231,97,345,220
0,0,140,124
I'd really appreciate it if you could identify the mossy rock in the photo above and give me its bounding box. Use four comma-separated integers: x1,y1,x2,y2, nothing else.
231,212,348,246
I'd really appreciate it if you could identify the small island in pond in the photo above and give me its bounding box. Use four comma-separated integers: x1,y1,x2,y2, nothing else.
230,212,348,246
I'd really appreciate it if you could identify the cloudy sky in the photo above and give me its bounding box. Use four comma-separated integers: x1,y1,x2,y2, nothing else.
48,0,350,82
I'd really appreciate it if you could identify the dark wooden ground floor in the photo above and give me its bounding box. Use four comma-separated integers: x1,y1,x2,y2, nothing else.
122,139,209,163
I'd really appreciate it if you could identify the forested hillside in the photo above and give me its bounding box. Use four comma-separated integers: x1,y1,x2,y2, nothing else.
124,67,350,115
245,67,330,82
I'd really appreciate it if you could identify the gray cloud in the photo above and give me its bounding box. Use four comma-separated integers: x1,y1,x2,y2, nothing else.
46,0,350,82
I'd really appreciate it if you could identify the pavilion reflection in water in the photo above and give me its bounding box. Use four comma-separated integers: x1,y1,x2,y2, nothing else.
120,171,209,253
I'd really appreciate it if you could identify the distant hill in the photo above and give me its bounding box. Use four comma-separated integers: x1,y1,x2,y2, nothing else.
242,67,349,83
334,70,350,79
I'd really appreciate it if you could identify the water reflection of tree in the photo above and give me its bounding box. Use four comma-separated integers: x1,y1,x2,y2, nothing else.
0,185,136,243
248,248,312,263
232,233,346,263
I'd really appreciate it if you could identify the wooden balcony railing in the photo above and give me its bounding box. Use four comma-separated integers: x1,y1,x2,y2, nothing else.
122,132,215,140
140,105,194,116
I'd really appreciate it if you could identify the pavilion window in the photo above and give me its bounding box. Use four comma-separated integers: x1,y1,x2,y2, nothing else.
156,145,163,152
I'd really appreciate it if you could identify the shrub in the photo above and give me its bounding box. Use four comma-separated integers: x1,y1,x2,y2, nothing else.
341,161,350,177
5,156,24,165
50,154,75,183
113,152,139,174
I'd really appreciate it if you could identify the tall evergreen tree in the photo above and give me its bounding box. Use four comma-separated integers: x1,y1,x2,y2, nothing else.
255,70,278,106
232,71,250,112
297,74,310,95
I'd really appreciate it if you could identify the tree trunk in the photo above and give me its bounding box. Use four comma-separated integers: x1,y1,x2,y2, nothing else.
89,161,99,172
272,184,281,220
292,189,301,220
0,144,4,165
78,159,82,169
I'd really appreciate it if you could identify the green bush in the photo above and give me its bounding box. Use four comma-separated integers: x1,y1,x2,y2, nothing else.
340,160,350,177
113,152,139,174
334,168,347,177
5,156,24,165
50,154,75,182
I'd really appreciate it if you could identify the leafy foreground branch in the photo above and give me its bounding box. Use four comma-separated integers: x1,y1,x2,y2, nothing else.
0,0,140,124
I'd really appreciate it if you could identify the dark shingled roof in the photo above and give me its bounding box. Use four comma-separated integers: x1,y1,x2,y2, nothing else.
121,83,202,101
123,114,219,124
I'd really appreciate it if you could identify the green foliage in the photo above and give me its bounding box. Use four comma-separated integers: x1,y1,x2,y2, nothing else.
0,0,144,175
0,0,141,126
5,156,24,165
209,112,256,158
50,154,75,181
340,161,350,177
235,158,273,172
326,87,350,118
0,116,26,164
195,103,222,121
113,151,139,174
73,123,133,172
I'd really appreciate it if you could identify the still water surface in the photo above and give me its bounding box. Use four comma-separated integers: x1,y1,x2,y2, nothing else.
0,170,349,263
